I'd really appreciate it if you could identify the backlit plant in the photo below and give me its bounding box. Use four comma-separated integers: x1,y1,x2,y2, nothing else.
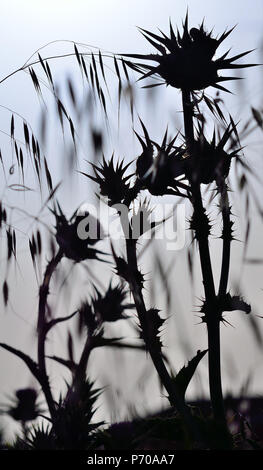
0,12,261,451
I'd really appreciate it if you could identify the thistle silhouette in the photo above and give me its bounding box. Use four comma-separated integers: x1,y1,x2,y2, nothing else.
120,12,256,448
0,10,260,451
123,13,256,93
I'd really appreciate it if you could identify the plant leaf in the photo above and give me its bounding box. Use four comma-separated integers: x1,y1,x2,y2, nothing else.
0,343,40,381
172,349,208,402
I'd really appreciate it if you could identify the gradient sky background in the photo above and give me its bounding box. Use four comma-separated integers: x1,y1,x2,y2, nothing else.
1,0,263,438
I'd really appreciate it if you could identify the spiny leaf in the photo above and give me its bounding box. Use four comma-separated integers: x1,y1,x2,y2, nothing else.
171,350,208,402
45,311,78,334
0,343,40,380
46,355,76,372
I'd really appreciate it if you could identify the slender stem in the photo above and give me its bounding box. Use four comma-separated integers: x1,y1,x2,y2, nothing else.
182,90,195,145
218,183,231,297
181,90,228,440
124,233,202,444
65,336,93,404
21,421,27,440
37,248,64,421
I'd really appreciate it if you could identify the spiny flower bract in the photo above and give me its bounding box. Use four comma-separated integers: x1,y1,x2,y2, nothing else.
78,300,98,336
54,204,105,262
184,123,241,184
8,388,38,422
84,155,133,206
122,13,255,92
26,424,56,450
92,283,132,323
135,121,189,196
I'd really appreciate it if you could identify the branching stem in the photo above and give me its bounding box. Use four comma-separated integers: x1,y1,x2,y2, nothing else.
182,89,230,446
37,248,64,421
122,227,202,444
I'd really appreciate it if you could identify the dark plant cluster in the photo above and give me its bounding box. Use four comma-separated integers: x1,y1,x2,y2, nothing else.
0,12,262,451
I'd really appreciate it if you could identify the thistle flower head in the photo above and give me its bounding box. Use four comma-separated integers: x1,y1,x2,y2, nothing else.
78,300,98,335
122,13,255,92
85,155,133,206
92,283,131,323
78,284,131,334
184,123,241,184
53,204,105,262
8,388,38,422
135,121,188,196
111,243,145,288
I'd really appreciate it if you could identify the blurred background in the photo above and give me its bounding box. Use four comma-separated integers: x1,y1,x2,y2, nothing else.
0,0,263,439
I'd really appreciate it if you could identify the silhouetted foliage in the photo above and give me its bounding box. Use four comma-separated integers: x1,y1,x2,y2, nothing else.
0,12,262,451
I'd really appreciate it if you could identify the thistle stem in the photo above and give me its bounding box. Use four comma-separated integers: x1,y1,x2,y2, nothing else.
218,183,231,297
124,234,202,444
37,248,64,421
181,89,229,445
65,336,93,404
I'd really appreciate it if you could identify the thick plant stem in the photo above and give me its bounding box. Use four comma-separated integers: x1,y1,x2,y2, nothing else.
181,89,229,443
207,318,225,425
37,248,64,421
